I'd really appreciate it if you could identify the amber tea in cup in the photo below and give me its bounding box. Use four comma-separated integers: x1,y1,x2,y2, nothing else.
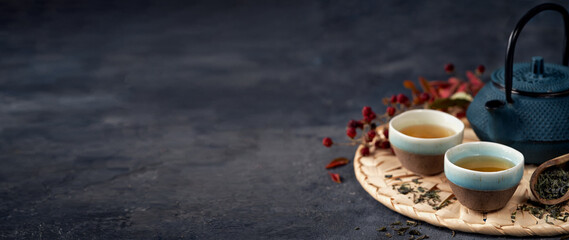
399,124,455,139
454,155,515,172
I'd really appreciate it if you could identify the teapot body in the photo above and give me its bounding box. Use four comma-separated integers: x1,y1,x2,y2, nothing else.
466,2,569,164
467,83,569,164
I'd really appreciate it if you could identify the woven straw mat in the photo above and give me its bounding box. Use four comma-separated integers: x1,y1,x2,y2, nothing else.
354,124,569,236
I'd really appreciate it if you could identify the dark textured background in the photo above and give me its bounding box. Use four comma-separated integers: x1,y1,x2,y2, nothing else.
1,0,568,239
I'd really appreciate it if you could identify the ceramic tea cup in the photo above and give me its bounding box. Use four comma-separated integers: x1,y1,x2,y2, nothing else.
444,142,524,212
389,109,464,175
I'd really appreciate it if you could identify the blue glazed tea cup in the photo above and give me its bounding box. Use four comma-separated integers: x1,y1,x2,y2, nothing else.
389,109,464,175
444,141,524,211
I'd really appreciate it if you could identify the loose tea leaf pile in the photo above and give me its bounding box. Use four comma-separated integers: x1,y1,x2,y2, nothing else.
513,166,569,224
536,167,569,200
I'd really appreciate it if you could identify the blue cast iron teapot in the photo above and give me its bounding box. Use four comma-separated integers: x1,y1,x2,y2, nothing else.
467,3,569,164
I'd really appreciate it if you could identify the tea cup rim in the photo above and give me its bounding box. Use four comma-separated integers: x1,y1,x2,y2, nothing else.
388,109,465,156
444,141,524,191
389,109,464,142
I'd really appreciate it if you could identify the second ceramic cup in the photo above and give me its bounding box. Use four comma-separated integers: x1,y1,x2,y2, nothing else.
444,142,524,212
389,109,464,175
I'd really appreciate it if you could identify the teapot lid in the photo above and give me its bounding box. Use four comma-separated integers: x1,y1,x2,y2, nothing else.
492,56,569,95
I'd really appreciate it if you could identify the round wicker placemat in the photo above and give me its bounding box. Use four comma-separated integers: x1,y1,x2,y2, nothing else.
354,125,569,236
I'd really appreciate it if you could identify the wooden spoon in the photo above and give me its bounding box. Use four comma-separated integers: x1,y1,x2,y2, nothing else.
530,153,569,205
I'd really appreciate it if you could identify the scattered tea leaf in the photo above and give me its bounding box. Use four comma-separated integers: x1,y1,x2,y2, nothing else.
406,220,418,227
433,199,451,210
377,226,387,232
545,215,554,225
325,157,350,169
409,229,422,236
416,235,429,240
385,232,392,238
393,184,451,210
516,201,569,224
451,230,456,237
385,174,393,178
397,184,414,195
390,221,402,226
412,178,422,184
354,227,360,230
395,227,409,235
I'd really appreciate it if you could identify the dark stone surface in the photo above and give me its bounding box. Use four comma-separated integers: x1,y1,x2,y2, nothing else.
0,0,567,239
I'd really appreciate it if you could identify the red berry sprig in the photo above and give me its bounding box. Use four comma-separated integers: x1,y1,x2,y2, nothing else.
347,119,363,129
321,63,486,184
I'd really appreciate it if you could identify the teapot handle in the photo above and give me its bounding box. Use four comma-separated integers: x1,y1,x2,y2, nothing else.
505,3,569,103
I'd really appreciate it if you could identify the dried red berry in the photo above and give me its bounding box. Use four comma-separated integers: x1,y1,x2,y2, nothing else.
444,63,455,73
347,119,363,129
383,128,389,139
396,94,409,104
364,111,376,123
419,92,430,102
374,140,382,149
366,130,377,142
322,137,333,147
362,106,373,117
346,127,357,139
360,146,370,156
390,95,397,103
476,64,485,74
386,106,396,116
456,111,466,119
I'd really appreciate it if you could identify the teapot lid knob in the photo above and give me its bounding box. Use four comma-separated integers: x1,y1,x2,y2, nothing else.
532,56,544,78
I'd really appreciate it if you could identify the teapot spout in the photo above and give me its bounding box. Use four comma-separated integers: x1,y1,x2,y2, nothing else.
484,100,514,142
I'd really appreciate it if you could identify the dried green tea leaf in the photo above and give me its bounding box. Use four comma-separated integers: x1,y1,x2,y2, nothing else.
409,229,422,236
536,167,569,200
390,221,402,226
